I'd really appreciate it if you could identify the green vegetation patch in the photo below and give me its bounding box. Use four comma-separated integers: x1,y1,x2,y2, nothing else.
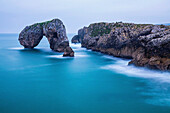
90,23,112,37
24,19,54,32
30,20,53,28
90,27,111,37
89,22,154,37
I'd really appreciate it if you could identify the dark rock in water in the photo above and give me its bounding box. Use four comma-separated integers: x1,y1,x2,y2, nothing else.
71,35,81,43
19,19,74,56
63,47,74,57
71,28,86,43
72,22,170,70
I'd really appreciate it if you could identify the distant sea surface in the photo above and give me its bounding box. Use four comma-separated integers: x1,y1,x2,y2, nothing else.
0,33,170,113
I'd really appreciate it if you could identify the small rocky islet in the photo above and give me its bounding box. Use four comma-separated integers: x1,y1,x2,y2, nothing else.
18,19,74,57
72,22,170,71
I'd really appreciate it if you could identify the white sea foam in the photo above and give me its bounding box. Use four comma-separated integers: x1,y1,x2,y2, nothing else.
47,53,88,59
36,47,49,49
9,47,48,50
73,48,86,51
75,54,88,57
101,56,170,83
70,43,81,48
47,55,72,59
102,55,122,60
8,47,24,50
102,55,170,107
8,47,53,53
70,43,87,51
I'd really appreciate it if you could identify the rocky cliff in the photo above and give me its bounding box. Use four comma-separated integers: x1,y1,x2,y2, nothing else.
19,19,74,57
72,22,170,70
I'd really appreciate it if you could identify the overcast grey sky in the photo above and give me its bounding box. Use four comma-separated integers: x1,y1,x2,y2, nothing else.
0,0,170,33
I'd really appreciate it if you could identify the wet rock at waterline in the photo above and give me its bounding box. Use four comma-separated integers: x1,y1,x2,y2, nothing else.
63,47,74,57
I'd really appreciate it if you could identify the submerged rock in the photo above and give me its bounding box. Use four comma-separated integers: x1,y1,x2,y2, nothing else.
72,22,170,70
19,19,74,56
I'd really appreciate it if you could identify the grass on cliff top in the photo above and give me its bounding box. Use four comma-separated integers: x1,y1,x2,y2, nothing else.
89,22,113,37
24,19,54,32
89,22,129,37
89,22,155,37
90,27,111,37
31,20,53,28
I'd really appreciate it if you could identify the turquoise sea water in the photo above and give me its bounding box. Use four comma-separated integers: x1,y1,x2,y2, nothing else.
0,33,170,113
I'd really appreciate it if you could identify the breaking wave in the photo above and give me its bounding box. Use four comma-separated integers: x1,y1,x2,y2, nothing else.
101,55,170,83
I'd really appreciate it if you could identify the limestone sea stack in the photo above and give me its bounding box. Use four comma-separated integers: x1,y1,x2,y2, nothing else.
19,19,74,57
72,22,170,70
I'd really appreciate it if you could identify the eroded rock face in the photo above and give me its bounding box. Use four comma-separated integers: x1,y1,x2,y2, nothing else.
71,28,87,43
18,25,43,48
63,47,74,57
71,35,81,43
19,19,74,56
42,19,69,52
72,22,170,70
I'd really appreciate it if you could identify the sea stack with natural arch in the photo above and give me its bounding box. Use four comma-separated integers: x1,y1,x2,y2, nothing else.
18,19,74,57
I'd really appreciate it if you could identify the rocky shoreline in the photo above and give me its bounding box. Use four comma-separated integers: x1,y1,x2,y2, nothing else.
72,22,170,71
19,19,74,57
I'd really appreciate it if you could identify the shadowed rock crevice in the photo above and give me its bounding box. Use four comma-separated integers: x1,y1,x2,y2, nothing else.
19,19,74,57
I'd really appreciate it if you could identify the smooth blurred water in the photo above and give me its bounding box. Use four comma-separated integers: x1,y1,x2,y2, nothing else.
0,34,170,113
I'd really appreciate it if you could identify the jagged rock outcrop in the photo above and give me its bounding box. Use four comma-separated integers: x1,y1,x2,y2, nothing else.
72,22,170,70
71,28,86,43
18,24,43,48
19,19,74,57
71,35,81,43
63,47,74,57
